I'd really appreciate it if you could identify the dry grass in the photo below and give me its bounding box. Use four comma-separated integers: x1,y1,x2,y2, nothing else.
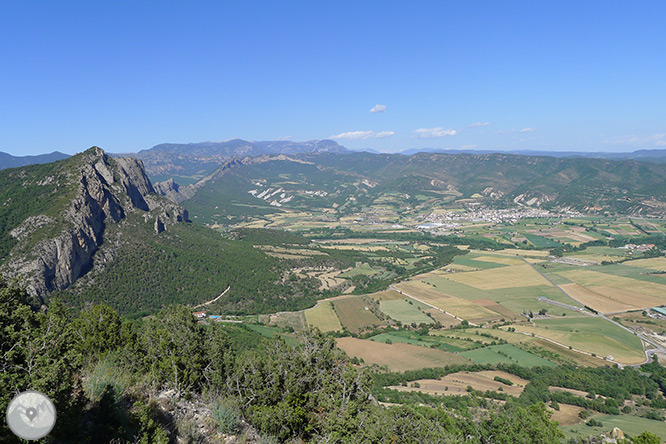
557,269,666,299
560,283,636,313
269,311,306,329
496,249,551,257
472,299,518,319
423,308,460,327
549,386,589,398
624,257,666,272
367,289,406,301
549,404,585,426
304,302,342,332
393,281,501,322
474,255,525,266
387,370,528,397
336,338,470,371
446,265,551,290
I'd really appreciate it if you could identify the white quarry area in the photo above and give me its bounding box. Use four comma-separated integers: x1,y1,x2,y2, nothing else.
247,183,301,207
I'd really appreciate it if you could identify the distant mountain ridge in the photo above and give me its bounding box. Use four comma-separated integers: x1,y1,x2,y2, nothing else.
395,147,666,162
0,150,70,169
162,150,666,223
114,139,349,182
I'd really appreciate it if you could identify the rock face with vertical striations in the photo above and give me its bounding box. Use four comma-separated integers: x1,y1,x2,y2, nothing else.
0,146,188,302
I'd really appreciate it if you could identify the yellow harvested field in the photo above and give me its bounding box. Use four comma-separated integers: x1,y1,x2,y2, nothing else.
320,244,390,252
265,252,311,259
558,269,666,294
336,338,470,371
474,255,525,266
560,283,635,313
549,404,585,426
423,308,461,327
395,281,450,302
472,299,518,319
496,249,551,257
624,257,666,272
523,257,548,264
314,238,388,244
304,302,342,332
367,289,405,301
557,270,666,306
446,265,551,290
550,386,589,398
393,281,500,322
387,370,528,397
569,254,624,264
444,263,480,272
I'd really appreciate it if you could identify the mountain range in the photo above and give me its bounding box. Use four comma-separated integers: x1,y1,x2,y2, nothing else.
113,139,349,184
0,151,69,169
150,150,666,224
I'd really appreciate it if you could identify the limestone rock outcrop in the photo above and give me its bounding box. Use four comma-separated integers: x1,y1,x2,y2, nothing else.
2,147,189,302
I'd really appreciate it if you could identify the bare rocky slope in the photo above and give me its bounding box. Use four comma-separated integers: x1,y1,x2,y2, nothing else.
1,147,187,302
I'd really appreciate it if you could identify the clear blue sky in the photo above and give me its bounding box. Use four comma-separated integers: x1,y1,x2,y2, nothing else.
1,1,665,156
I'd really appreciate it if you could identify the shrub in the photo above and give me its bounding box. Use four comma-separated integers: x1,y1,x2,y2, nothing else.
213,400,242,434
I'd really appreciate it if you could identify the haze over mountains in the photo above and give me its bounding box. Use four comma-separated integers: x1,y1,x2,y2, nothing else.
0,151,69,170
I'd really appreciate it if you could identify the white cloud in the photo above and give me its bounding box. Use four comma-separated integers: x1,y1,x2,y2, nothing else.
330,130,375,140
468,122,490,128
519,127,535,133
413,127,458,138
330,130,396,140
460,144,478,149
370,104,387,113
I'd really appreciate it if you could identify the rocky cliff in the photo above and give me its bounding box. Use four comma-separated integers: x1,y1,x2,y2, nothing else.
1,147,188,302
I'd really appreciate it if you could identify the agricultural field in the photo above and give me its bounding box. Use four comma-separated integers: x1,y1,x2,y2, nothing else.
561,414,666,442
332,296,385,332
511,317,646,365
459,344,557,367
379,299,434,325
453,327,607,367
269,311,306,330
623,256,666,272
387,370,529,397
550,267,666,312
445,264,551,290
335,337,471,371
304,302,342,332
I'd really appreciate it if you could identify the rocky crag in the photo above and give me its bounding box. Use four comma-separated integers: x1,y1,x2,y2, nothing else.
1,147,188,302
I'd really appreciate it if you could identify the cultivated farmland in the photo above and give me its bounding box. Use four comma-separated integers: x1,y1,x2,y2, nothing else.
304,302,342,332
387,370,529,397
335,338,471,371
332,297,384,332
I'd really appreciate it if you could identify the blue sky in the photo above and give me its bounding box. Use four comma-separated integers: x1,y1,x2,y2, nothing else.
1,1,665,156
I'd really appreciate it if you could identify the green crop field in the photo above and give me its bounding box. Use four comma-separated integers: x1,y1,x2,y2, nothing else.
514,317,645,365
452,255,507,270
338,263,381,278
459,344,557,367
379,299,434,325
523,233,563,248
332,297,384,332
304,302,343,332
561,414,666,442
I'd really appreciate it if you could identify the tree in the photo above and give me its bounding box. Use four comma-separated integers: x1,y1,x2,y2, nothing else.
633,431,661,444
140,305,209,396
